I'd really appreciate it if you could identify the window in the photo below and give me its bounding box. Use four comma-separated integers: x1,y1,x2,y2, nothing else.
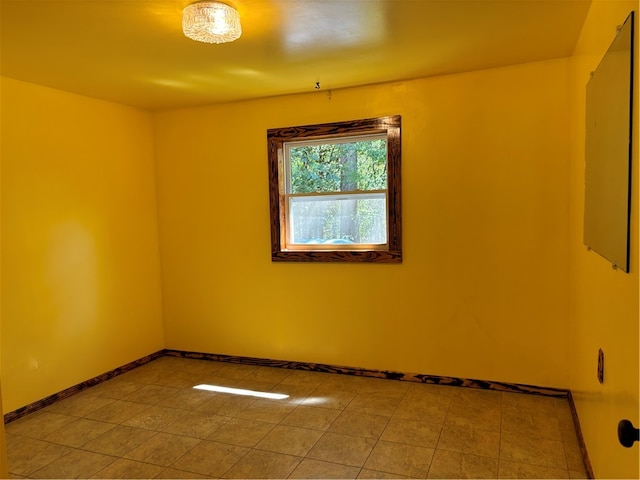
268,115,401,263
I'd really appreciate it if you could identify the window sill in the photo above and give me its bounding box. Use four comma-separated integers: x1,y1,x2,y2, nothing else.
271,250,402,263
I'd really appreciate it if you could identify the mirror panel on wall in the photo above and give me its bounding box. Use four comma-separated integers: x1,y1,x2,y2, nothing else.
584,11,635,272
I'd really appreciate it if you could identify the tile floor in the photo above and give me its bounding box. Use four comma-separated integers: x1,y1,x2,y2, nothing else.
5,356,588,479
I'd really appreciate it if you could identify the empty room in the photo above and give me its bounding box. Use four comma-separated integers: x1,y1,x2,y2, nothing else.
0,0,638,478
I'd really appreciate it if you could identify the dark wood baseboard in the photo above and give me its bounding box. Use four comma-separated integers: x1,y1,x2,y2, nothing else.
164,349,570,397
567,391,595,479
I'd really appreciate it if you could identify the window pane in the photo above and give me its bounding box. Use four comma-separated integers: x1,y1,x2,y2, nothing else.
288,138,387,194
289,194,387,245
267,115,401,262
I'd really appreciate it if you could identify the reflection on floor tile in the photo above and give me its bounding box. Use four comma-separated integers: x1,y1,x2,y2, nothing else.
5,357,588,479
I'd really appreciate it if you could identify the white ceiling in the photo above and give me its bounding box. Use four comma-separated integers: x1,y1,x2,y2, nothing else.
0,0,592,111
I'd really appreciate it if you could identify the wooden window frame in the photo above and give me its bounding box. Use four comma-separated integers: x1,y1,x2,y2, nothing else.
267,115,402,263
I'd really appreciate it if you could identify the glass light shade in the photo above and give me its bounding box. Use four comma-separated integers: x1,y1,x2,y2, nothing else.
183,1,242,44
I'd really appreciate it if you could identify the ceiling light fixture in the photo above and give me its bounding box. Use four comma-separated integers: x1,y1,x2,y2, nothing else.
182,1,242,44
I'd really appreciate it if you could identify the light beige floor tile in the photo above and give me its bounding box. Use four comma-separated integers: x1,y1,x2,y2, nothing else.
168,358,221,376
560,419,582,443
357,377,410,395
6,437,73,477
121,384,181,405
502,407,562,440
446,400,502,432
155,467,210,478
443,387,502,407
84,399,151,424
144,357,185,371
85,379,142,399
236,398,296,423
122,405,192,431
124,431,201,466
302,387,357,409
215,362,260,380
186,374,233,389
554,399,579,436
346,392,402,417
500,432,567,469
404,384,452,407
207,417,275,447
196,393,256,416
562,434,588,473
155,387,214,410
317,373,367,393
271,383,317,405
5,411,76,439
245,366,294,384
363,440,434,478
42,417,115,447
161,410,229,438
151,371,201,389
43,393,116,417
501,392,557,417
289,458,361,479
4,432,30,452
498,459,570,479
569,468,590,479
308,432,376,467
117,367,163,384
394,396,449,424
381,416,442,448
222,448,301,478
170,440,249,476
329,410,389,439
282,404,342,430
255,424,323,456
31,448,116,479
358,468,411,478
91,458,165,479
437,425,500,458
82,424,157,456
427,449,498,479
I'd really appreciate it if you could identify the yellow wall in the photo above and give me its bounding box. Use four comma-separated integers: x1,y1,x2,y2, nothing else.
0,76,8,480
0,387,6,477
0,77,165,412
569,2,639,478
155,58,572,388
